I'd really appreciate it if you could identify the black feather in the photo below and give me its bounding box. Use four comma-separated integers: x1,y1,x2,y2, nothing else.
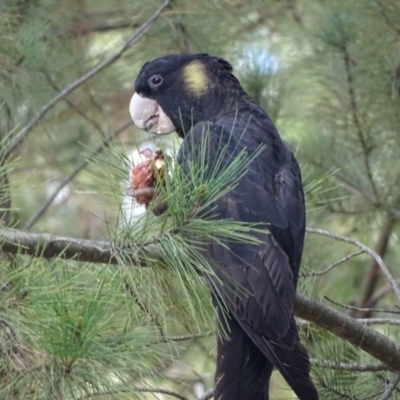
214,304,273,400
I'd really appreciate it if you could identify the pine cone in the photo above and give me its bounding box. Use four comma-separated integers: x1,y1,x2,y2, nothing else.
128,148,166,205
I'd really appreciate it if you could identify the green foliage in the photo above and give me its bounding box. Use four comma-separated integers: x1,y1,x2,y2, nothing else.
0,259,171,399
2,0,400,398
306,326,400,400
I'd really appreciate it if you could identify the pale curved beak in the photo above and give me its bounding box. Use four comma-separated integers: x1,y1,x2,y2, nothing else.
129,92,176,135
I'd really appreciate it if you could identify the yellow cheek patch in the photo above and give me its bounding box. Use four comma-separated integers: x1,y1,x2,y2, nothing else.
183,61,209,96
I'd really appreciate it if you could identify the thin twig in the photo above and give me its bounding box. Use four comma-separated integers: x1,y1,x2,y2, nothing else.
356,318,400,326
42,70,107,138
307,227,400,304
310,358,388,372
324,296,400,315
6,0,170,158
300,250,364,277
124,279,165,337
23,121,132,230
378,372,400,400
159,332,213,343
134,387,189,400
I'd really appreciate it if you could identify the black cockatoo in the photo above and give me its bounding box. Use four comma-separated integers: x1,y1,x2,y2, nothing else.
129,54,318,400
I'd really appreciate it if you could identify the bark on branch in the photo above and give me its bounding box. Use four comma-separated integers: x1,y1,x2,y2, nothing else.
295,293,400,371
0,229,117,264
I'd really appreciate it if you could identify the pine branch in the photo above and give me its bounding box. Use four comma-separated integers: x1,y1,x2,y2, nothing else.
295,293,400,371
310,359,388,372
2,227,400,370
0,228,117,264
5,0,170,158
324,297,400,315
158,332,213,344
124,279,165,337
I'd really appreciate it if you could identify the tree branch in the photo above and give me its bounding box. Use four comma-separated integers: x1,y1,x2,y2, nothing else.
0,228,117,264
6,0,170,158
158,332,213,344
2,227,400,370
294,293,400,371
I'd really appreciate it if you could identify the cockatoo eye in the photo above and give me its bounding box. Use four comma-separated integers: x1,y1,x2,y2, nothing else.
149,75,163,88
